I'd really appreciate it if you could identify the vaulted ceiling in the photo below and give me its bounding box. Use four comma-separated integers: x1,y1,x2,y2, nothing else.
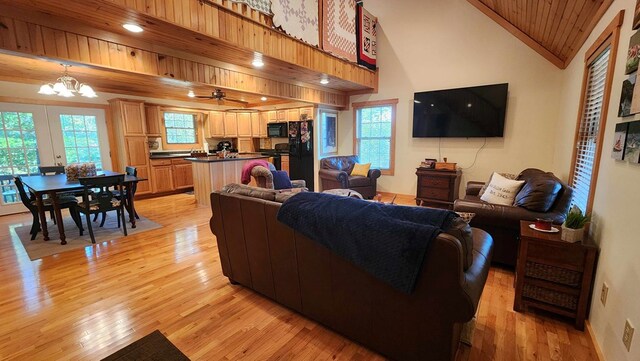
467,0,614,69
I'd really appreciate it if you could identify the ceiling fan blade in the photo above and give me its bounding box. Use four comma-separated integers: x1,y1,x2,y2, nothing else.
195,95,216,99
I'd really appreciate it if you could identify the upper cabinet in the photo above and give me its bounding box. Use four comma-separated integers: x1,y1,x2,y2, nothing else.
207,111,225,138
276,110,286,121
145,105,162,137
287,109,300,121
224,113,238,137
119,100,146,136
237,112,252,137
300,107,315,120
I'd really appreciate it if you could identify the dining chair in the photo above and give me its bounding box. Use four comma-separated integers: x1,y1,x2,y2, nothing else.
77,174,127,243
14,176,83,240
38,165,65,175
94,166,139,226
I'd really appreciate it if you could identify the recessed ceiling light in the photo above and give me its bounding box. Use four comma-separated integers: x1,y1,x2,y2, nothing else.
320,77,330,85
261,96,268,101
252,52,264,68
187,90,195,98
123,23,144,33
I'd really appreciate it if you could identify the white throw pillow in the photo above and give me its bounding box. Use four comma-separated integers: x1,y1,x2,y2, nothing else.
480,172,525,206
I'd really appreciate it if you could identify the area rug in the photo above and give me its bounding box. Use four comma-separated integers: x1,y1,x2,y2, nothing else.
14,212,161,261
230,0,271,14
101,330,190,361
356,3,377,70
272,0,319,46
322,0,357,62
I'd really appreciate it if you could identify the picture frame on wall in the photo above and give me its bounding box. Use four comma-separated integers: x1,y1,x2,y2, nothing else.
625,121,640,163
612,122,629,160
619,73,636,117
625,31,640,74
319,110,338,156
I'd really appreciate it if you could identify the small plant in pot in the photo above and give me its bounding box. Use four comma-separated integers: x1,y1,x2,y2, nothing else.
561,206,590,242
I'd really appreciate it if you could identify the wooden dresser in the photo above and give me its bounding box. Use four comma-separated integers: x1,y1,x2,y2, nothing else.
415,168,461,209
514,221,598,330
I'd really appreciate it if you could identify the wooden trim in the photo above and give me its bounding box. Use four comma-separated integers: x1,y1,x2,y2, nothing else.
568,10,623,215
352,99,398,176
585,320,605,361
563,0,614,68
466,0,566,69
0,96,108,110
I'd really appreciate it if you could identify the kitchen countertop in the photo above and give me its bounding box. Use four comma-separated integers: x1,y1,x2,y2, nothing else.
150,153,192,159
185,155,270,163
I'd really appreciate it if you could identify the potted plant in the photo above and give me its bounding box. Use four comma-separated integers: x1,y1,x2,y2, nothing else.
561,206,590,242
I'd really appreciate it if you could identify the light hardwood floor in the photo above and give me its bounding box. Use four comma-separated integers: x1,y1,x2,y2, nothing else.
0,193,599,360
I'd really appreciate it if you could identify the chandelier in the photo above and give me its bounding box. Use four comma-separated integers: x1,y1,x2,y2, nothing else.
38,65,97,98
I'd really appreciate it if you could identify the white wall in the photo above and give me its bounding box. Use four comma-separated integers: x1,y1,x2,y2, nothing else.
338,0,564,195
554,1,640,360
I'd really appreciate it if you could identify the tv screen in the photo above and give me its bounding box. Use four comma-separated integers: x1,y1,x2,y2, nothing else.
412,83,508,138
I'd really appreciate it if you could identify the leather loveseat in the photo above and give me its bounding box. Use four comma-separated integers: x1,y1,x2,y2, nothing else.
453,168,573,266
210,184,493,361
318,155,381,199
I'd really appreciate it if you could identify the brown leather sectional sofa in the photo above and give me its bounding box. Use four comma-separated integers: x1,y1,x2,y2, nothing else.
210,185,493,360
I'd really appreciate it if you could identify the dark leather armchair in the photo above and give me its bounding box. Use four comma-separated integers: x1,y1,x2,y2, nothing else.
454,168,573,266
319,155,381,199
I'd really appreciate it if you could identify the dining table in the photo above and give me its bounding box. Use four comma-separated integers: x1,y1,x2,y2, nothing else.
20,170,146,245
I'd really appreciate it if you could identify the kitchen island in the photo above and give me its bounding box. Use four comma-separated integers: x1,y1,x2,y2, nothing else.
186,154,270,206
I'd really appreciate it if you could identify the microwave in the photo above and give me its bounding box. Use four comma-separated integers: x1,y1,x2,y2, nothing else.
267,122,288,137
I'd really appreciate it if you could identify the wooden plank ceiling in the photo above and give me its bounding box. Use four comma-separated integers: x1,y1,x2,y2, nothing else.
467,0,614,69
0,0,378,109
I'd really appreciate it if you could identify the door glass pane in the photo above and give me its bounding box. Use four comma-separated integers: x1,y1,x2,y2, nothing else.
59,114,103,170
0,111,41,205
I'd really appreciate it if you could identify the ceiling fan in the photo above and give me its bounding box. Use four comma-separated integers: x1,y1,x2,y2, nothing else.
194,89,245,104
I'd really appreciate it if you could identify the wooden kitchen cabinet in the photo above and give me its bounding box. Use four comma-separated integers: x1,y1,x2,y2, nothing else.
119,100,146,136
276,110,286,121
281,154,290,173
208,111,225,138
172,161,193,189
267,110,277,123
151,164,174,194
300,107,315,119
237,112,252,137
287,109,300,121
224,113,238,137
251,113,261,137
135,166,151,194
145,105,162,136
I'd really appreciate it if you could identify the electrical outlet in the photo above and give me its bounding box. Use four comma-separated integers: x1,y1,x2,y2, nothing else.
623,320,634,352
600,283,609,306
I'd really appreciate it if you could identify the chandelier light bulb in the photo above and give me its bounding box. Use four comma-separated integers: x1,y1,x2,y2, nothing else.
38,84,56,95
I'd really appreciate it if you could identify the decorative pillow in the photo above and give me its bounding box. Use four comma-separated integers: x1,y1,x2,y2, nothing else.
351,162,371,177
478,172,518,197
271,170,293,190
514,175,562,212
455,212,476,224
480,173,525,206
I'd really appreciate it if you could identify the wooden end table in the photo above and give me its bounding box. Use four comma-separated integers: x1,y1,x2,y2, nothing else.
414,168,461,210
514,221,598,330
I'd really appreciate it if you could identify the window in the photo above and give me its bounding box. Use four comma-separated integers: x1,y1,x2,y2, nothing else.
353,99,398,175
164,112,196,144
569,13,622,214
60,114,103,169
0,111,40,205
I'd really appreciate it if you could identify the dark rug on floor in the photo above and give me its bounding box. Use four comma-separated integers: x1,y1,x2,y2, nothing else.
101,330,190,361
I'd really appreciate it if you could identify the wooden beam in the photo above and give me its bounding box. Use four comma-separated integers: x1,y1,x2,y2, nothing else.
467,0,566,69
0,15,349,108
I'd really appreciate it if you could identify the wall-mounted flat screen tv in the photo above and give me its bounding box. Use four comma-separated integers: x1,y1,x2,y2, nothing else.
412,83,508,138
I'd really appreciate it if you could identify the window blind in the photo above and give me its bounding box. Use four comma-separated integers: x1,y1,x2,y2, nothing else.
570,46,611,213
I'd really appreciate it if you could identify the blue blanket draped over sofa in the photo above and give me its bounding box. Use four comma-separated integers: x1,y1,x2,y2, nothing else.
277,192,457,293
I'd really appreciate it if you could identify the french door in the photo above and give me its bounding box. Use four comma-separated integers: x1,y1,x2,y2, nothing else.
0,103,110,216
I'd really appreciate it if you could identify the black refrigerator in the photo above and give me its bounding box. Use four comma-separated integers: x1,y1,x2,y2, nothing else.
288,120,314,191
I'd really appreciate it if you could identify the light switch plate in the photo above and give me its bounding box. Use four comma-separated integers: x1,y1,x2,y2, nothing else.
600,283,609,306
623,320,634,352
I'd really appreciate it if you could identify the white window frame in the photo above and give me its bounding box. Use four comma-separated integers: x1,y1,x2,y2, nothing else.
352,99,398,176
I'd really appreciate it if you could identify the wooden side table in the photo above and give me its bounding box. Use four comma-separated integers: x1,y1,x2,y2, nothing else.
415,168,461,210
514,221,598,330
